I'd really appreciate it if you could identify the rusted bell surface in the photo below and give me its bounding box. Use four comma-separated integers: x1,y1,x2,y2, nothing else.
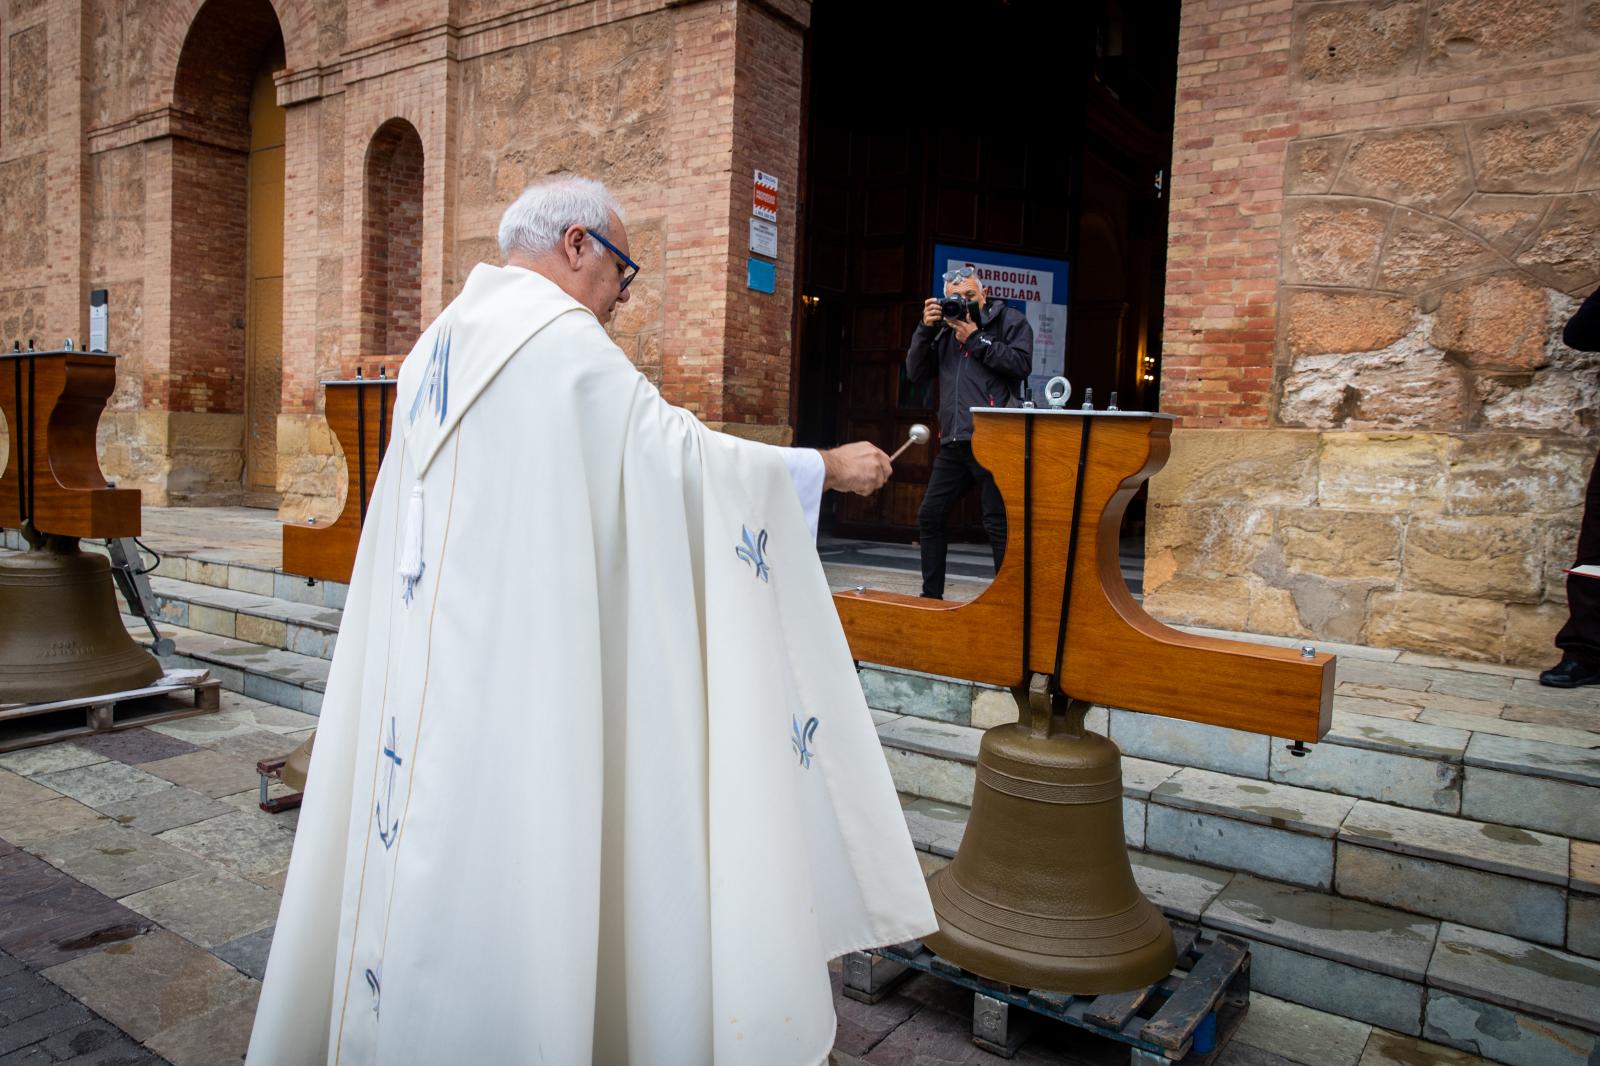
924,694,1176,994
0,539,163,704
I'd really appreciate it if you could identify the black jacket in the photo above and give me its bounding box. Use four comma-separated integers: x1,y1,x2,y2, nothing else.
905,299,1034,444
1565,286,1600,353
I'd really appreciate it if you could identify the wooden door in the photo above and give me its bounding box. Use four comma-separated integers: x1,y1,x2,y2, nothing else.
244,63,285,504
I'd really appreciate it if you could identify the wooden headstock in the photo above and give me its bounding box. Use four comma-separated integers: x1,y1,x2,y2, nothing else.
835,409,1333,743
0,350,141,540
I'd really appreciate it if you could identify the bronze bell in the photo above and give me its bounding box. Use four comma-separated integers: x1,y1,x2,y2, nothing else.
0,535,163,704
924,685,1176,994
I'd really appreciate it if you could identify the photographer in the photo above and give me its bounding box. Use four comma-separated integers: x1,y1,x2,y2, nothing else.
905,265,1035,599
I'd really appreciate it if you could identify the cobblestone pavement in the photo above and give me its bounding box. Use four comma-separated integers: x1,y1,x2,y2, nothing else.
0,679,1518,1065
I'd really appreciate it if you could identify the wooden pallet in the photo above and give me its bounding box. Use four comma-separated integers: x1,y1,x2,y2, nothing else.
0,671,221,753
841,923,1249,1064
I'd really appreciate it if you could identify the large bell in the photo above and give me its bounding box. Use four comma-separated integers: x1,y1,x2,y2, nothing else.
0,535,163,704
924,687,1176,994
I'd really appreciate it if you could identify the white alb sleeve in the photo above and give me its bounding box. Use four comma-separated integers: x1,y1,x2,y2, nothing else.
778,447,826,538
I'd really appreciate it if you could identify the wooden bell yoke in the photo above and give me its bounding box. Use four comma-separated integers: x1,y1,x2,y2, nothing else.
280,376,398,585
834,407,1334,742
0,348,141,540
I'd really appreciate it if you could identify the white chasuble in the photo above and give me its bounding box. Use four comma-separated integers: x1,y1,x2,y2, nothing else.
247,265,936,1066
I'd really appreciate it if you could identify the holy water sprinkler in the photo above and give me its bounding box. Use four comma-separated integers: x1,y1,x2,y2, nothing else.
889,423,931,462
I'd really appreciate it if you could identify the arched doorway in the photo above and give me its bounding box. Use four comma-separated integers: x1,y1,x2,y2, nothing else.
169,0,285,505
361,120,426,364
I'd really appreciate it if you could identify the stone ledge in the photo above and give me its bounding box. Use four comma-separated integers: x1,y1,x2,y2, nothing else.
1427,924,1600,1035
1339,800,1569,885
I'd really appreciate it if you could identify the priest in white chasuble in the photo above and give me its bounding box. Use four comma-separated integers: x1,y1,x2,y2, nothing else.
247,176,937,1066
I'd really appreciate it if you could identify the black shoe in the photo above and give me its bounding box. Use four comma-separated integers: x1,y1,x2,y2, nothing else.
1539,657,1600,688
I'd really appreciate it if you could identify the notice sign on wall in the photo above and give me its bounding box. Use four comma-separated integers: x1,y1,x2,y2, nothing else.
753,170,779,222
749,217,778,258
933,244,1069,402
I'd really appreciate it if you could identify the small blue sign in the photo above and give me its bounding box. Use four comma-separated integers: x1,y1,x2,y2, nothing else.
747,257,776,294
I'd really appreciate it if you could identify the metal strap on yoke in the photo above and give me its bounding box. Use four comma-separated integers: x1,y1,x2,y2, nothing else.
1051,416,1095,693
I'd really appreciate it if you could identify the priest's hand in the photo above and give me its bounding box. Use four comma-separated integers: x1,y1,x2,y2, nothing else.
821,442,893,495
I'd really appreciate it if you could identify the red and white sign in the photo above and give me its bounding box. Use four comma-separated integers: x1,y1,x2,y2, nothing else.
753,170,779,222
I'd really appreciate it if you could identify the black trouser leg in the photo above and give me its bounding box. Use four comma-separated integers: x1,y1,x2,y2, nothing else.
1555,449,1600,666
918,443,977,599
972,452,1007,571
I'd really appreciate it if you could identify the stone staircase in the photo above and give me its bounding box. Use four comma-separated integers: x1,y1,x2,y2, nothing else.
12,527,1595,1066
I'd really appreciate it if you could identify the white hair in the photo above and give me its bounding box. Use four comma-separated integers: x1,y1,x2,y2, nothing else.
497,175,625,259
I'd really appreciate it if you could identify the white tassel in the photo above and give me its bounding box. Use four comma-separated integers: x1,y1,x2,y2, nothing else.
398,484,425,605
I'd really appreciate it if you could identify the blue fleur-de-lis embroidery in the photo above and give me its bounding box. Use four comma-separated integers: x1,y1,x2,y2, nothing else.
735,526,770,582
792,715,819,769
408,328,450,426
375,717,403,850
365,965,381,1018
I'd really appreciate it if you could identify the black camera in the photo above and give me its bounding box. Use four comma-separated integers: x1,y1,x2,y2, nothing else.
939,296,980,322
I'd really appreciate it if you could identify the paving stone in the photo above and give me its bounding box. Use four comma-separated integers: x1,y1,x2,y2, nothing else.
1123,797,1145,849
1421,672,1515,702
0,854,153,970
1570,894,1600,958
139,752,260,800
214,698,317,736
118,871,278,951
286,624,336,660
1212,1044,1299,1066
827,967,919,1059
156,812,294,885
1333,660,1431,692
31,764,173,811
1427,922,1600,1033
877,717,981,763
1240,938,1424,1036
1461,767,1600,842
0,772,66,814
217,789,298,831
1129,851,1232,923
0,799,109,849
882,748,974,807
1507,677,1600,710
224,567,275,597
1338,799,1569,883
868,709,901,728
232,613,286,650
0,1000,94,1057
1463,732,1600,787
1575,841,1600,892
1270,740,1460,814
142,715,268,747
1231,992,1370,1066
16,1018,157,1064
29,824,208,900
1146,805,1334,889
860,667,973,724
73,731,198,767
322,582,349,610
143,984,258,1066
0,970,74,1026
1335,843,1567,947
1154,768,1357,837
1108,710,1271,779
272,572,322,606
211,925,273,982
184,561,228,590
1356,1029,1484,1066
1203,874,1437,982
1423,990,1597,1065
204,730,295,767
41,931,255,1043
98,790,235,836
301,691,323,717
1119,756,1182,799
1499,703,1600,734
1325,711,1471,759
0,746,108,778
181,605,234,641
1332,695,1424,722
899,796,966,858
240,674,307,713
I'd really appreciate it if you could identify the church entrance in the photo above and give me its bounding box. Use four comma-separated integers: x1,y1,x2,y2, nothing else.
794,0,1181,542
168,0,285,505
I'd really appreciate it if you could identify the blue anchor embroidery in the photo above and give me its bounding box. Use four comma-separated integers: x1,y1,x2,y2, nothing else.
375,717,403,850
364,965,381,1018
408,328,450,426
792,715,819,769
736,526,770,582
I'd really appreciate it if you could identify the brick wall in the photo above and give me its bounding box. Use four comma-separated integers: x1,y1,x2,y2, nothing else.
1148,0,1600,665
359,119,424,359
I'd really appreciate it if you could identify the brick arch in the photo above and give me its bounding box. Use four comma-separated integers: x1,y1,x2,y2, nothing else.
149,0,317,114
360,119,426,362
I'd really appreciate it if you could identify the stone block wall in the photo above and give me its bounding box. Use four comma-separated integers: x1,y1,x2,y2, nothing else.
1149,0,1600,665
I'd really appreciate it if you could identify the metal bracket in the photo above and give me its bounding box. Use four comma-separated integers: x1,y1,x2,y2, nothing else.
972,991,1033,1058
840,949,913,1004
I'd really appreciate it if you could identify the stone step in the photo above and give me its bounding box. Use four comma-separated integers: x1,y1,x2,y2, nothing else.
148,575,341,660
878,715,1598,960
860,659,1600,843
899,804,1600,1065
123,616,328,716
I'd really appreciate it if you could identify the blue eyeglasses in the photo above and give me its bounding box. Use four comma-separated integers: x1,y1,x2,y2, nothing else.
584,229,640,292
941,265,978,284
